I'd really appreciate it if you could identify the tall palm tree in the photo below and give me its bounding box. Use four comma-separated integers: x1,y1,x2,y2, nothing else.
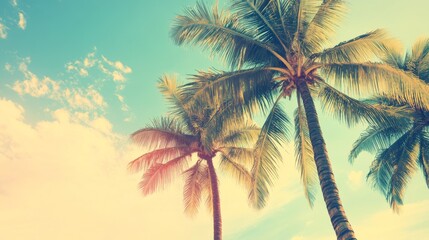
349,39,429,212
129,75,259,240
170,1,429,239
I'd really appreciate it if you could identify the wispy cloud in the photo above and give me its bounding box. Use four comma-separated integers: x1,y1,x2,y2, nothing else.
4,63,12,72
18,12,26,30
0,22,8,39
0,0,26,39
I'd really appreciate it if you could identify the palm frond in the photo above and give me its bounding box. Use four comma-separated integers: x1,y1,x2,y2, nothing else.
219,153,252,190
230,0,289,53
388,129,421,211
184,68,276,116
218,121,260,147
199,164,213,212
318,82,405,127
349,123,409,163
158,75,195,131
128,146,193,173
322,62,429,109
409,38,429,82
303,0,346,54
183,161,205,217
249,96,290,208
139,154,191,195
220,147,255,166
381,43,405,69
367,128,421,211
418,133,429,187
131,117,194,149
294,94,317,206
171,1,286,68
316,29,389,63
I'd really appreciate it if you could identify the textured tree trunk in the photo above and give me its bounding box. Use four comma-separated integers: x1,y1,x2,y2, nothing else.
206,157,222,240
297,80,357,240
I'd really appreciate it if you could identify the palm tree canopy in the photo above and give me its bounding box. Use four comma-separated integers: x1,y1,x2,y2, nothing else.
171,0,429,208
350,39,429,211
129,75,260,215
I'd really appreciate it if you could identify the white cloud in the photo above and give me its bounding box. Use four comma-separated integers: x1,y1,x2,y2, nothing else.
13,76,60,97
112,71,125,82
114,61,132,73
90,116,113,134
63,88,105,110
102,55,132,74
0,22,8,39
12,58,107,112
79,68,88,76
18,12,26,30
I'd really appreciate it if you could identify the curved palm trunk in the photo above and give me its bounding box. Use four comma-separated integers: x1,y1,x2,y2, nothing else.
206,156,222,240
297,81,357,240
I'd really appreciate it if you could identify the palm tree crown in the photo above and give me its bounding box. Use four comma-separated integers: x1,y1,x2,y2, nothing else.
349,39,429,211
129,75,259,240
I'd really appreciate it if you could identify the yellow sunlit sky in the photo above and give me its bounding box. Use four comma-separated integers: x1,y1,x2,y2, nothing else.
1,0,429,239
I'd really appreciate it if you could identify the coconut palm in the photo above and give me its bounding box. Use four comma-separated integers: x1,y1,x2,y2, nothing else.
349,39,429,212
171,1,429,239
129,75,259,240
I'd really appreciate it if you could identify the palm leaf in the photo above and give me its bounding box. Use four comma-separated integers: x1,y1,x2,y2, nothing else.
184,68,276,116
249,96,290,208
219,121,260,147
158,75,195,131
171,1,288,68
367,128,421,211
183,160,205,217
349,123,409,163
139,154,191,195
418,132,429,188
316,29,389,63
322,62,429,109
199,164,213,212
128,146,193,173
219,153,252,190
303,0,346,54
230,0,289,53
318,82,404,127
294,94,317,206
131,117,194,150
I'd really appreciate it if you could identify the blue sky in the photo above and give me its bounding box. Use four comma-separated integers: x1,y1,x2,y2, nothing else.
1,0,429,239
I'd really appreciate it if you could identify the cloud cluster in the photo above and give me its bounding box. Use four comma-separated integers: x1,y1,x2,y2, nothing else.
9,50,133,122
64,50,133,117
12,57,105,112
0,0,27,39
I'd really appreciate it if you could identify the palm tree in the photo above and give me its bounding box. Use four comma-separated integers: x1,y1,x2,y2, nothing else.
129,75,259,240
170,1,429,239
349,39,429,212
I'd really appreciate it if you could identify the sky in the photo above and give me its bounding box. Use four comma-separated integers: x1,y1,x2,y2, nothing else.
1,0,429,239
